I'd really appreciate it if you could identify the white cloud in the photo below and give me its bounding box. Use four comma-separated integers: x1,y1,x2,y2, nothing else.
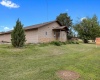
0,26,13,30
0,26,13,32
80,17,87,21
4,27,10,31
0,0,20,8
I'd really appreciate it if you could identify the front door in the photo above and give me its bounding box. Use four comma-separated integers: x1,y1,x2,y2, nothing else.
54,31,60,40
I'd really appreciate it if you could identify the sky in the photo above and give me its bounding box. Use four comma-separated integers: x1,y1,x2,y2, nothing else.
0,0,100,32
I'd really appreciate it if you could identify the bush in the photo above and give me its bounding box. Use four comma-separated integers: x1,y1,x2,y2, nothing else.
50,41,61,46
75,42,79,44
66,41,79,44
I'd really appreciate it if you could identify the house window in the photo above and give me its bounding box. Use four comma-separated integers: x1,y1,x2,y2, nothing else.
46,32,47,35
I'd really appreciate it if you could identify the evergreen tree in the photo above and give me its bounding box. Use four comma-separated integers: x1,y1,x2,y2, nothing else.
11,19,26,47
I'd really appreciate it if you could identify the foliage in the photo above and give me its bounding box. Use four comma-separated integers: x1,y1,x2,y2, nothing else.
11,19,26,47
89,15,100,40
66,41,79,44
73,15,100,43
56,13,72,27
56,13,73,39
38,41,79,46
67,28,74,40
50,41,62,46
39,41,68,47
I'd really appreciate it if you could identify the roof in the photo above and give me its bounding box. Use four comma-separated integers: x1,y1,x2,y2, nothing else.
53,26,68,31
53,26,68,29
24,20,62,30
0,20,62,35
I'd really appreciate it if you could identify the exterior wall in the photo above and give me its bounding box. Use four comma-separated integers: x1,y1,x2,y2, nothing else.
60,31,67,42
38,22,60,43
0,29,38,43
0,22,67,43
25,29,38,43
0,33,11,43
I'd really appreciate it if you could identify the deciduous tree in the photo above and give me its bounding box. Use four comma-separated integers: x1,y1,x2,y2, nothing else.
74,15,100,43
56,13,73,39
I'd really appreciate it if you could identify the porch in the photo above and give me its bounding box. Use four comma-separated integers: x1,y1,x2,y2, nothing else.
53,26,68,42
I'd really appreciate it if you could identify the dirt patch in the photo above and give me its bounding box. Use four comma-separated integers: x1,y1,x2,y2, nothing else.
56,70,80,80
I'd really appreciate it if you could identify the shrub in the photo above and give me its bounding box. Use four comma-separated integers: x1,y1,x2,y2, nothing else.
75,42,79,44
66,41,79,44
50,41,61,46
11,19,26,47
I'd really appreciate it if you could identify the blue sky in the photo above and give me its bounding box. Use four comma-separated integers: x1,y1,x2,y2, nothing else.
0,0,100,32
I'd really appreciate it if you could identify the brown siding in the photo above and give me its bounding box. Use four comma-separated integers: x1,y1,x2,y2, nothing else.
0,34,11,42
38,22,60,43
0,29,38,43
60,31,67,42
25,29,38,43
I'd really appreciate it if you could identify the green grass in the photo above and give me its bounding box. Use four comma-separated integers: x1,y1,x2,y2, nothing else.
0,44,100,80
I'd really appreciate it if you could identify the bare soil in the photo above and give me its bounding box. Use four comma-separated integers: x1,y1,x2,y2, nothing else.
56,70,80,80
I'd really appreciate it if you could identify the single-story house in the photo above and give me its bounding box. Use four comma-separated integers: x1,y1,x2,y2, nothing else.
0,21,68,43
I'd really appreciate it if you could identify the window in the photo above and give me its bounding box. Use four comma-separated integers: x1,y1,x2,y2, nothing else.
46,32,47,35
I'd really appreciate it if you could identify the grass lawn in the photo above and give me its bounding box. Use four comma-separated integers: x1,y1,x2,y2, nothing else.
0,43,100,80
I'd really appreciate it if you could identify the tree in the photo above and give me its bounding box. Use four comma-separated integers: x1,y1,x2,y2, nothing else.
74,15,100,43
56,13,73,39
56,13,72,27
11,19,26,47
89,15,100,41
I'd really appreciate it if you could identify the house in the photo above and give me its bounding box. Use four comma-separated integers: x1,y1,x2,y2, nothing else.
0,21,68,43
